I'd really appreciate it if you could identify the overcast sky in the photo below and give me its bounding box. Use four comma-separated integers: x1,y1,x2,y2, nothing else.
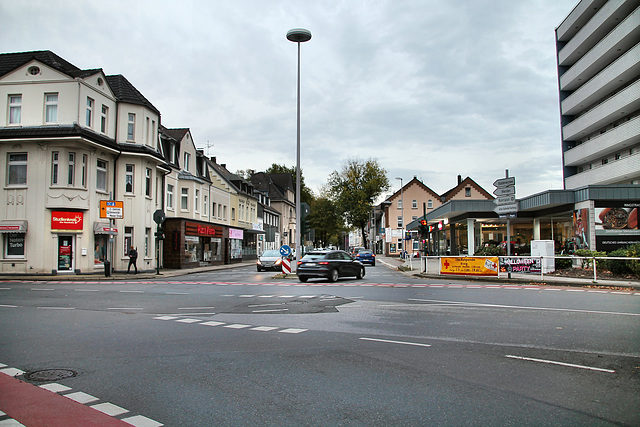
3,0,578,200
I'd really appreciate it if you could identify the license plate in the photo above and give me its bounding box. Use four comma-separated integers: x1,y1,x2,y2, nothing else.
305,263,316,266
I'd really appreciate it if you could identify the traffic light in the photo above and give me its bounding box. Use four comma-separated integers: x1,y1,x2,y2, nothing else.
155,225,165,240
418,219,428,238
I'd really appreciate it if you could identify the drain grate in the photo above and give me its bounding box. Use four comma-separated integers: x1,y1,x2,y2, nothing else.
24,369,77,382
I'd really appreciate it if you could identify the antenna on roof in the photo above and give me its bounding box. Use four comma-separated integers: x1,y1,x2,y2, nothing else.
206,140,214,157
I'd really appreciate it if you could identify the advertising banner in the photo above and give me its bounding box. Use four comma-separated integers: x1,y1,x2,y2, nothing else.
440,257,498,276
51,211,83,231
499,257,541,274
594,202,640,251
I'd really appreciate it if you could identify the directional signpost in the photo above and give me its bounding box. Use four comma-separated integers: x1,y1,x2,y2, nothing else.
494,172,516,271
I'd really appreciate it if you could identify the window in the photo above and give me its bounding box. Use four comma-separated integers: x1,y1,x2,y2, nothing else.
81,155,87,188
184,152,190,172
412,200,417,209
124,227,133,257
428,199,433,209
86,97,94,127
100,105,108,133
167,184,174,209
7,153,27,185
212,202,217,218
127,113,135,140
231,208,236,221
51,151,59,185
67,153,75,186
203,195,208,216
145,168,151,197
602,158,608,165
220,204,224,219
8,95,21,124
181,188,189,210
465,187,471,197
195,189,200,212
397,199,403,209
397,216,403,228
145,228,151,257
97,159,107,191
4,233,25,258
125,164,134,193
44,93,58,123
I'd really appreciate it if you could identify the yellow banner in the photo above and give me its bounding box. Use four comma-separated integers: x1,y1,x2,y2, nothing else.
440,257,498,276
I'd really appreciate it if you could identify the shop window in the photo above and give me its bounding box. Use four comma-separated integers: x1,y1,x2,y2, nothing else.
4,233,25,258
94,235,108,265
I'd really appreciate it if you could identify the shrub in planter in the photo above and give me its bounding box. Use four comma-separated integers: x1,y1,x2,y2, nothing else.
555,256,572,270
475,245,505,256
605,248,632,275
574,249,607,269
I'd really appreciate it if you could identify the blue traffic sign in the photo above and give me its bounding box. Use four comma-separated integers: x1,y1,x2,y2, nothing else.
280,245,292,257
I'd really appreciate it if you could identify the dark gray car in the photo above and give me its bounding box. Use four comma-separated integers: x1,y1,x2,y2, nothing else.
296,250,365,282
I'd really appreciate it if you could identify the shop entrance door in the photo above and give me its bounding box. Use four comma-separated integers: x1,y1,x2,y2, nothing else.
58,235,74,271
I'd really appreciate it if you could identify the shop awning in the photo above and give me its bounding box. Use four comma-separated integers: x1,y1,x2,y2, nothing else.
93,222,118,235
0,220,27,233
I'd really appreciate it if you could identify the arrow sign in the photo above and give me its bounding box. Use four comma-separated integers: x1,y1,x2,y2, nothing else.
493,186,516,197
494,203,518,214
494,195,516,205
493,177,516,188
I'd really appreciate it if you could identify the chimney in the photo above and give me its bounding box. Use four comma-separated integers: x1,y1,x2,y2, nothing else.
458,175,462,185
210,156,216,163
221,164,226,169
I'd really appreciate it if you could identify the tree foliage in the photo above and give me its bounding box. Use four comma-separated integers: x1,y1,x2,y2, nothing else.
327,158,389,249
266,163,314,204
307,197,344,248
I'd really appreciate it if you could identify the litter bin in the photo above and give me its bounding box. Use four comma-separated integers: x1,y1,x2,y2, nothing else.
104,260,111,277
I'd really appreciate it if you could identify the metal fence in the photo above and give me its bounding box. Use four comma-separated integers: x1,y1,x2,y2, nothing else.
415,255,640,283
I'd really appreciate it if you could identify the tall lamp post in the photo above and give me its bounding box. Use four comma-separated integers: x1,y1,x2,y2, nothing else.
396,177,404,258
287,28,312,268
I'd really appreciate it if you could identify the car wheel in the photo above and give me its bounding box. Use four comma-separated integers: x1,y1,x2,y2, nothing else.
356,266,364,279
257,266,262,272
328,268,339,282
298,276,308,282
372,261,375,267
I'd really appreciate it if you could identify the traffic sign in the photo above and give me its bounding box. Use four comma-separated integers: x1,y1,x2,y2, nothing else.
493,177,516,188
279,245,292,257
494,195,516,205
100,200,123,219
494,203,518,214
153,209,166,224
493,187,516,197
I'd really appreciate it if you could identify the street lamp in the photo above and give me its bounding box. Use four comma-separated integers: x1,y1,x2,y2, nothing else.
396,177,404,258
287,28,311,268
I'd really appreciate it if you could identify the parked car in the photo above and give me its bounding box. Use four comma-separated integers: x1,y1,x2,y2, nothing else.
296,250,365,282
355,249,375,266
351,247,365,256
256,250,283,271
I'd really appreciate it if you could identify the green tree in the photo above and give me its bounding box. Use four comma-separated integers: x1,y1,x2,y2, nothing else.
307,197,344,248
266,163,314,205
327,158,389,249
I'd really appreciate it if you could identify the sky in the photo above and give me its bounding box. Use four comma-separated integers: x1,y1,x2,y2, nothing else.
2,0,579,201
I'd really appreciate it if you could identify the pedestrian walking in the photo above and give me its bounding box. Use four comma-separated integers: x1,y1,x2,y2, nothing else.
128,246,138,274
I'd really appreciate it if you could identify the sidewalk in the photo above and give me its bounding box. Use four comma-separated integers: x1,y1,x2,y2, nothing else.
378,254,640,290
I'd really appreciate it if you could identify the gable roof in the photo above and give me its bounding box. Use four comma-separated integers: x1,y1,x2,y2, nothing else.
0,50,81,77
105,74,160,115
441,176,494,201
385,177,440,202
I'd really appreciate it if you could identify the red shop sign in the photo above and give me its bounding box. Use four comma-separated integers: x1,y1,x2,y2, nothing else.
51,211,84,230
185,222,222,238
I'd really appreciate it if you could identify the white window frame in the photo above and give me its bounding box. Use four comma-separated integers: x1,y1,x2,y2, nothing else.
127,113,136,141
167,184,174,209
67,152,75,186
195,189,200,213
7,153,27,186
8,95,21,124
125,164,134,194
86,97,94,127
145,168,152,197
51,151,59,185
4,233,25,259
181,188,189,211
100,105,108,134
184,152,190,172
96,159,107,192
44,93,58,123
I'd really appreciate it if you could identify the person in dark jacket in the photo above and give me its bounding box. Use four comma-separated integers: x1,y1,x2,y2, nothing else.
127,246,138,274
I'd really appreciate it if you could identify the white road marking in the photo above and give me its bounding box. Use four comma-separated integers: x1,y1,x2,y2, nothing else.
505,355,615,373
279,328,308,334
90,402,130,416
250,326,279,332
224,324,252,329
38,307,75,310
39,383,72,393
107,307,143,310
175,318,201,323
64,391,99,404
199,321,225,326
120,290,144,293
120,414,164,427
154,316,179,320
359,337,431,347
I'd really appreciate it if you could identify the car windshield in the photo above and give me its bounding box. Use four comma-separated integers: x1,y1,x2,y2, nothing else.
301,252,328,261
358,250,372,255
261,250,280,257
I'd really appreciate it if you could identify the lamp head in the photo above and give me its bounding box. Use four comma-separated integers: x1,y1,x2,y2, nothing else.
287,28,312,43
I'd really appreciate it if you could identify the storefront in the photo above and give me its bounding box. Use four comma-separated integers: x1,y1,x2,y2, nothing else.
51,210,84,273
0,220,28,273
93,222,117,269
162,218,228,269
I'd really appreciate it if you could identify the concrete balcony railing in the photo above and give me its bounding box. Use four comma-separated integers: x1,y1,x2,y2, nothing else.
565,152,640,188
561,43,640,116
562,79,640,141
564,116,640,166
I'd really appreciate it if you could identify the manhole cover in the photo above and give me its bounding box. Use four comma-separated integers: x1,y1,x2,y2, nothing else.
24,369,77,382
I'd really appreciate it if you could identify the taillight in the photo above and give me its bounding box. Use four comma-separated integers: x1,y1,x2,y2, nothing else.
319,261,329,265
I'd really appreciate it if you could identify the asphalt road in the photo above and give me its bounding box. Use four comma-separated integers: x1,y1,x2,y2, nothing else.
1,263,638,426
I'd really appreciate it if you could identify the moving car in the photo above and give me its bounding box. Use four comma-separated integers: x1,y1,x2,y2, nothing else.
256,250,283,271
296,250,365,282
355,249,375,266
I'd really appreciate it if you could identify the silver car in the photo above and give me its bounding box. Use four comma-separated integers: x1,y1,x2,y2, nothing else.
257,250,283,272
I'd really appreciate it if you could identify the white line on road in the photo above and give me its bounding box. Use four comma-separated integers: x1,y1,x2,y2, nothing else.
75,289,99,292
505,355,615,373
0,304,18,308
120,290,144,293
359,337,431,347
107,307,144,310
252,308,289,313
177,307,216,310
166,292,190,295
407,298,640,316
37,307,75,310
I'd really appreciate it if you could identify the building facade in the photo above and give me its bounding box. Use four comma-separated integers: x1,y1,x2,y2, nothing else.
556,0,640,189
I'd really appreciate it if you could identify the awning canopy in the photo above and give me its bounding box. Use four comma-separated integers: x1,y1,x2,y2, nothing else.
0,220,27,233
93,222,118,235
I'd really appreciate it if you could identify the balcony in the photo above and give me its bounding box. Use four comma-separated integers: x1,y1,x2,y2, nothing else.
561,42,640,116
560,6,640,91
556,0,606,43
565,151,640,188
564,116,640,165
562,79,640,141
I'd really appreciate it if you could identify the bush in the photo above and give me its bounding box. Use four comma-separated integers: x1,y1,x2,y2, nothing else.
605,248,632,275
574,249,607,269
475,245,505,256
555,256,573,270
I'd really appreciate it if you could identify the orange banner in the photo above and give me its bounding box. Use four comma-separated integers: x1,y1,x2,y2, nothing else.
440,257,498,276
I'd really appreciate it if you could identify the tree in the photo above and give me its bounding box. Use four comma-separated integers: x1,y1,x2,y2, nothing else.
266,163,314,205
307,197,344,248
327,158,389,249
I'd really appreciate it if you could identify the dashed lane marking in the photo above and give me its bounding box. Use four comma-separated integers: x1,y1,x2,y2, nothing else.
153,316,308,334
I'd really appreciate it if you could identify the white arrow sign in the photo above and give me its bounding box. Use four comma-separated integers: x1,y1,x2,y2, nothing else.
493,186,516,197
494,203,518,214
494,195,516,205
493,177,516,188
